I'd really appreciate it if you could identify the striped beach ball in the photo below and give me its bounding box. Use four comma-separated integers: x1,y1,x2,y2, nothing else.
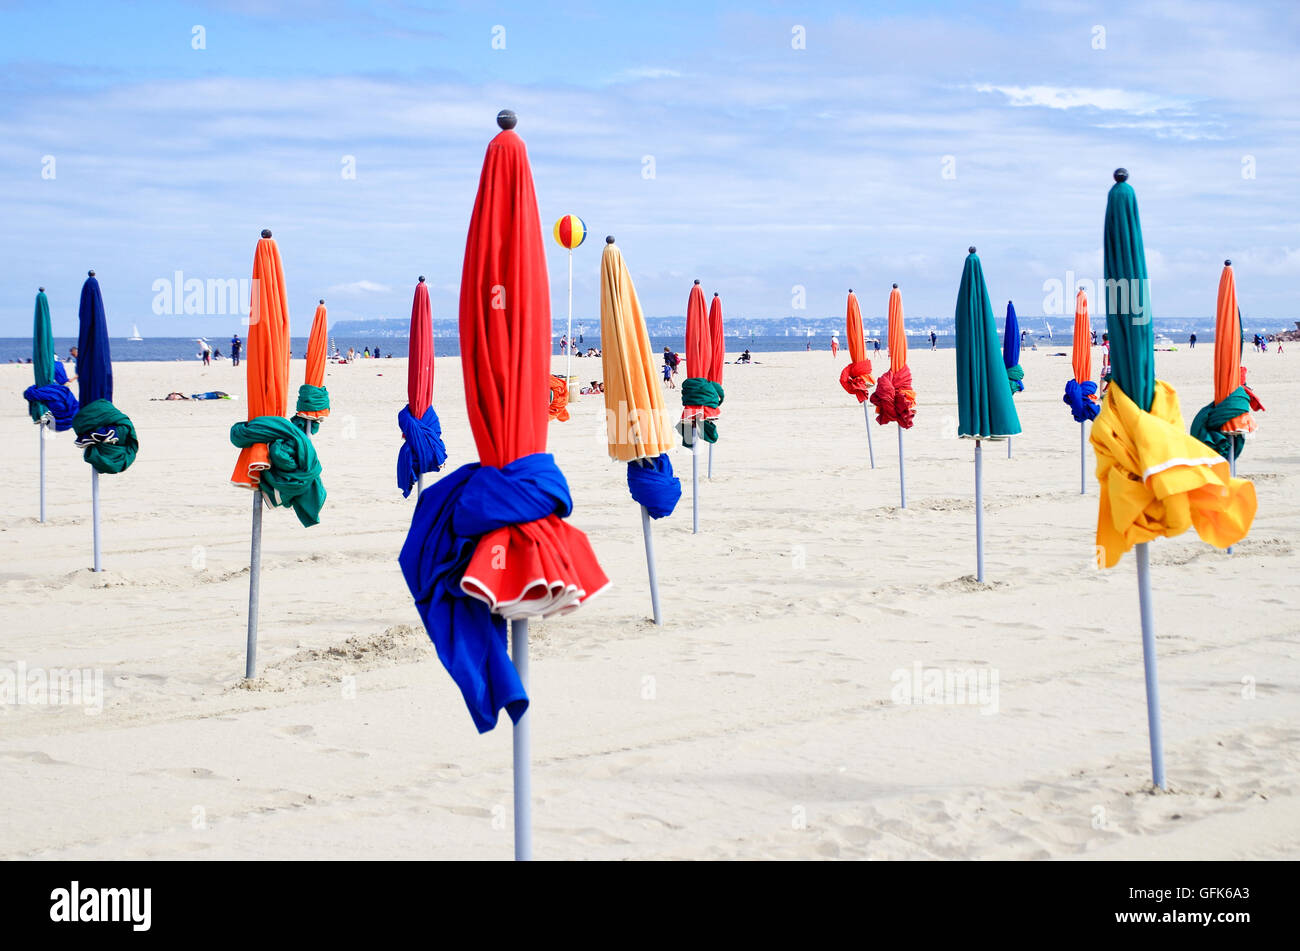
553,214,587,250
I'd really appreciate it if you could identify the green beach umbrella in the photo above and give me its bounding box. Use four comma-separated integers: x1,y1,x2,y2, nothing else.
1103,169,1154,413
1102,168,1164,787
954,246,1021,582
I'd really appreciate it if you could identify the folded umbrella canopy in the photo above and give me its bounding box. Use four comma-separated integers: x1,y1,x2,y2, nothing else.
705,292,726,477
1190,261,1261,461
600,236,680,624
1092,169,1256,790
955,248,1021,582
841,290,876,468
1003,301,1024,396
397,276,447,497
870,284,915,506
71,272,138,571
294,299,331,434
1064,288,1100,493
24,288,78,523
399,110,608,860
230,231,326,677
678,281,720,445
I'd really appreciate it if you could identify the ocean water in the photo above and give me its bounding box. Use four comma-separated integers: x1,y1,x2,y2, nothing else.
0,325,1259,365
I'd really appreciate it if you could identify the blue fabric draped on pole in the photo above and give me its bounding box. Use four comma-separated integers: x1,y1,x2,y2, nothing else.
398,452,572,733
25,361,79,430
626,455,681,519
1064,379,1101,422
397,405,448,497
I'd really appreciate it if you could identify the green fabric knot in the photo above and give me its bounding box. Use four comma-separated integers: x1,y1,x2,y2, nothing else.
294,384,330,434
680,377,723,409
73,399,139,474
678,377,723,445
1190,386,1251,462
1007,364,1024,395
230,415,326,527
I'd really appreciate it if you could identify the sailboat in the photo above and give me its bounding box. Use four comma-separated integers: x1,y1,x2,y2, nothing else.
127,323,143,341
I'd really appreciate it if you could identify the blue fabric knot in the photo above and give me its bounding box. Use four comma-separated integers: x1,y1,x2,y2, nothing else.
397,405,448,497
1064,379,1101,422
627,455,681,519
399,453,573,733
24,372,79,431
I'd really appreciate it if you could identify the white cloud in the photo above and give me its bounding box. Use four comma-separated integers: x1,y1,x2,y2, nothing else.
973,84,1192,116
327,280,392,296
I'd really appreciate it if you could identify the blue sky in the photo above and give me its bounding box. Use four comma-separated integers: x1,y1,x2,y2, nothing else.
2,0,1296,336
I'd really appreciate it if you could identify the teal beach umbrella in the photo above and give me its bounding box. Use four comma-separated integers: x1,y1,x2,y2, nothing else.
955,247,1021,582
1102,168,1163,789
1103,170,1154,413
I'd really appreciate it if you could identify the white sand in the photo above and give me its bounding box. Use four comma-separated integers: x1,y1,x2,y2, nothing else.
2,343,1297,860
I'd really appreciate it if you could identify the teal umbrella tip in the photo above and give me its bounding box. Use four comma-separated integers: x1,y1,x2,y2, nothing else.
968,246,976,254
1113,168,1128,182
38,286,45,292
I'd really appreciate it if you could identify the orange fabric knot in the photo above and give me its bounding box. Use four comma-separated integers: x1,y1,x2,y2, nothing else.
839,359,874,403
870,366,916,428
548,374,569,422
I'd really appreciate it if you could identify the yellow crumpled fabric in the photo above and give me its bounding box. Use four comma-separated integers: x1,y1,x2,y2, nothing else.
1092,379,1256,568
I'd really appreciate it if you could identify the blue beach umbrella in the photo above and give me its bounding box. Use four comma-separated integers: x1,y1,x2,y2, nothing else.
71,271,138,571
954,247,1021,582
1003,300,1023,458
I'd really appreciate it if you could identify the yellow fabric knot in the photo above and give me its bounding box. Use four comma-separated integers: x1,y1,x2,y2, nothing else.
1091,379,1256,568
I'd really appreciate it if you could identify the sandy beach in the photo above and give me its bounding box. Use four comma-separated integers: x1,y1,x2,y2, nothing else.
2,343,1297,860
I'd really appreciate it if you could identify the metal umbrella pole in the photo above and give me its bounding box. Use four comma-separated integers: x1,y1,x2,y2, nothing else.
39,421,47,523
1135,542,1167,789
974,439,984,583
512,618,532,860
897,425,906,508
640,504,663,625
245,490,263,678
862,401,875,468
91,469,102,571
691,422,700,534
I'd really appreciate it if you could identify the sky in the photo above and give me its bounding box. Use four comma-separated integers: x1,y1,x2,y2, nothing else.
1,0,1297,337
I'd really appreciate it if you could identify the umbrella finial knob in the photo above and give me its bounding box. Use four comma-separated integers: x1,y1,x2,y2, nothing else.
261,229,272,238
496,109,517,130
319,298,325,304
1224,259,1232,266
892,283,898,288
848,288,853,293
418,275,425,283
693,279,701,285
968,246,976,254
1113,168,1128,183
605,235,615,244
87,269,95,277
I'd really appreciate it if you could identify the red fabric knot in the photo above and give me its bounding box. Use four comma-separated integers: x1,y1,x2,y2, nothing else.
839,359,874,403
870,366,916,428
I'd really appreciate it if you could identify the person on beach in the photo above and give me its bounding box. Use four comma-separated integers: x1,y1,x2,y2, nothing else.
231,334,242,366
1189,332,1197,349
66,346,79,383
873,338,881,355
662,346,680,388
198,338,211,366
831,334,839,357
1091,330,1097,346
929,331,937,350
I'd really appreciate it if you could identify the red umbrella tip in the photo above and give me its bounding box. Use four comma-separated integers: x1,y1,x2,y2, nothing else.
319,298,325,304
496,109,517,130
693,279,700,285
605,235,615,244
261,229,272,238
892,283,898,288
848,288,854,293
968,247,976,254
1224,259,1232,267
418,275,426,282
714,292,719,297
1113,168,1128,183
